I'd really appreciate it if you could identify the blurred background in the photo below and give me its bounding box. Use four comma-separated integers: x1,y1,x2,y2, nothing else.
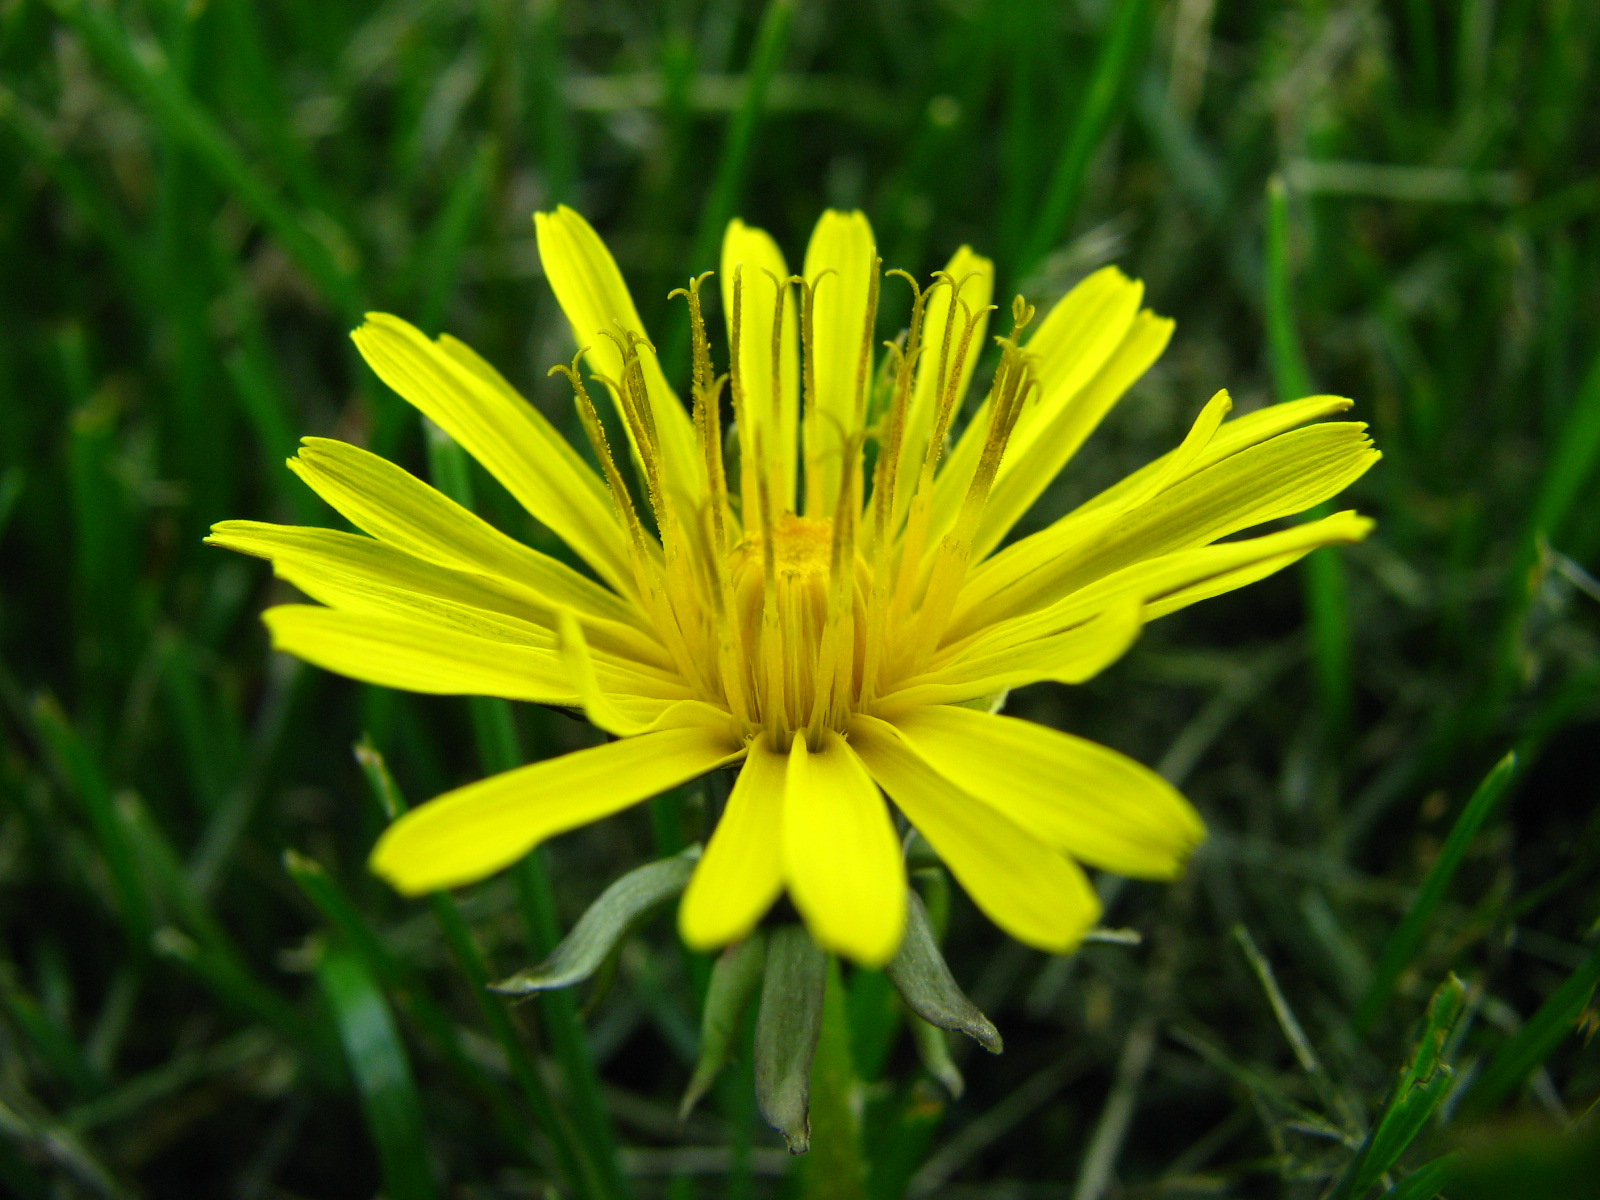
3,1,1599,1197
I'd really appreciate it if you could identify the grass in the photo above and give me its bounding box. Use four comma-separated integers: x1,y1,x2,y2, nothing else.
3,1,1600,1197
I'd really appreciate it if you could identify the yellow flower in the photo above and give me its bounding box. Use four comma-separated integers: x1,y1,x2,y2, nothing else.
211,207,1378,967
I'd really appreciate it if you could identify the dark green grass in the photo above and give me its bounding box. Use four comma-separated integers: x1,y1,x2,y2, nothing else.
3,1,1600,1196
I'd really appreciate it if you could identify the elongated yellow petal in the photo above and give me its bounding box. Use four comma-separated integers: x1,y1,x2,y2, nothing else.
679,735,787,949
889,706,1204,878
850,716,1101,954
1073,394,1357,520
802,210,876,515
243,536,681,700
287,438,644,630
553,609,726,735
889,600,1142,708
555,609,651,736
1009,267,1145,456
263,604,573,702
209,520,668,670
533,206,702,501
372,727,743,895
269,596,678,719
722,220,800,513
956,421,1380,635
1139,517,1373,621
972,310,1173,556
781,729,905,966
211,521,545,620
952,388,1231,625
946,512,1375,665
351,314,635,591
928,268,1165,548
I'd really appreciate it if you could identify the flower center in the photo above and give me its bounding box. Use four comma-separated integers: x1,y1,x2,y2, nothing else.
725,513,864,746
751,513,832,573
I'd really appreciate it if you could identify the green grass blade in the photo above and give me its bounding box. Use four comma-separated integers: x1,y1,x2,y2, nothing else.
413,137,497,330
1265,174,1354,745
1327,976,1466,1200
1459,935,1600,1116
355,741,625,1200
222,346,319,524
150,926,333,1081
30,697,153,951
529,0,576,205
686,0,793,276
1018,0,1150,272
1380,1156,1453,1200
0,84,149,297
284,847,536,1155
0,974,103,1098
315,943,439,1200
116,792,256,972
0,467,22,546
0,1132,52,1199
185,657,303,898
50,0,362,318
1355,754,1517,1032
1493,340,1600,691
0,1087,135,1200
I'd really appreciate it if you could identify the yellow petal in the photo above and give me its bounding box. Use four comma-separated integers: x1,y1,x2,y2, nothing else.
679,735,787,950
555,608,647,736
929,268,1166,549
209,520,667,671
948,511,1375,663
782,729,905,966
287,437,643,631
1073,394,1356,520
850,716,1101,954
973,309,1173,556
371,726,743,895
262,604,574,703
888,706,1204,878
212,521,545,620
1009,267,1146,458
350,314,634,591
955,388,1232,625
889,600,1143,708
802,210,877,515
553,609,724,734
1139,515,1373,621
533,206,702,503
956,420,1380,635
895,245,994,523
240,533,681,701
721,220,800,513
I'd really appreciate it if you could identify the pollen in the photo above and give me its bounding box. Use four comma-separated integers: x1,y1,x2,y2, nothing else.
745,513,834,576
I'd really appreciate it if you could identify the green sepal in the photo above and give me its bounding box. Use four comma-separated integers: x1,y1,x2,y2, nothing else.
679,932,768,1121
886,888,1002,1054
754,925,828,1154
489,848,698,995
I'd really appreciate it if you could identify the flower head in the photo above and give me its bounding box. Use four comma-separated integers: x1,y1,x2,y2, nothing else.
210,207,1377,966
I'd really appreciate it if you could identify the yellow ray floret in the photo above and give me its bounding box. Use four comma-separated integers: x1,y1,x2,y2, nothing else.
213,205,1379,964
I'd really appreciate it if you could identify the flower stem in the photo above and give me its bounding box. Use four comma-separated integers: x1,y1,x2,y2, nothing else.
799,960,868,1200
